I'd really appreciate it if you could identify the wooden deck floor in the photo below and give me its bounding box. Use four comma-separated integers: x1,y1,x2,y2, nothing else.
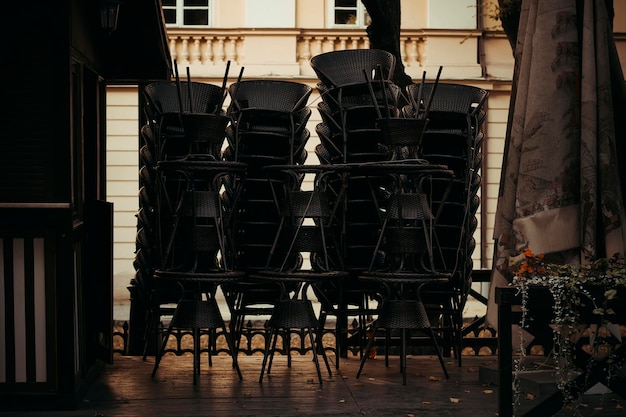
1,353,623,417
0,353,500,417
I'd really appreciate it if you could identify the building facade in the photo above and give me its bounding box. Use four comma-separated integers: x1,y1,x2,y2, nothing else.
106,0,626,315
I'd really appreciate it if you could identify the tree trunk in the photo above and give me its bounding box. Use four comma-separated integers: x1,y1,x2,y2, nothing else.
361,0,412,89
497,0,522,52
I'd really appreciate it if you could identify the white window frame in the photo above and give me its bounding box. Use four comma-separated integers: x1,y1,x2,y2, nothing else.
327,0,369,28
163,0,214,28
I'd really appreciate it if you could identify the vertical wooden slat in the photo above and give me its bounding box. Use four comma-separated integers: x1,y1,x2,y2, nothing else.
0,239,6,383
24,238,37,382
13,238,27,382
34,238,47,382
2,238,16,383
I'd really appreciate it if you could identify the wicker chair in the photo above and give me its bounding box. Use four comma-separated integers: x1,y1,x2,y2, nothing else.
227,80,312,165
310,49,396,92
252,165,346,384
143,81,226,160
414,114,484,366
409,85,486,367
355,162,456,385
225,124,310,167
149,159,247,385
179,113,230,159
144,80,225,116
376,117,429,160
405,82,488,133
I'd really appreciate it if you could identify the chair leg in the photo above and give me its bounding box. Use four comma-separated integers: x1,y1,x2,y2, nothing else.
193,327,200,385
400,328,407,385
222,324,243,380
385,329,391,368
314,326,332,378
307,328,325,384
142,309,154,361
356,325,378,379
229,310,244,355
151,320,175,379
285,328,292,369
455,315,463,367
259,327,277,383
267,327,283,377
318,308,340,369
207,328,213,368
427,327,449,379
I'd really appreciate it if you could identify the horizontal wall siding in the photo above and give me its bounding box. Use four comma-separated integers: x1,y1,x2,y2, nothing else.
482,91,509,269
107,86,141,305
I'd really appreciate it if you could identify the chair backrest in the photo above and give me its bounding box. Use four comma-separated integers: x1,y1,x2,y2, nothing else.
165,189,224,272
144,81,224,116
228,80,312,113
310,49,396,89
366,167,454,273
376,117,428,147
179,113,230,157
406,83,488,122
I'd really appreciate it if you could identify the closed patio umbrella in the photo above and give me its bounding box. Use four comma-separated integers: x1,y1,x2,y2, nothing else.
486,0,626,329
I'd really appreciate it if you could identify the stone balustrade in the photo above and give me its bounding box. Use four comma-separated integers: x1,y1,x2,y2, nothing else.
167,28,487,79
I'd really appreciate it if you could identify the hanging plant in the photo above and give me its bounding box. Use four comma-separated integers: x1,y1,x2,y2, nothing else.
509,248,626,412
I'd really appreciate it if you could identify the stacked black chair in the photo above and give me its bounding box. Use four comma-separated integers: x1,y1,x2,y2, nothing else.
134,123,181,360
137,75,246,383
253,165,344,384
355,162,455,385
311,49,400,164
309,49,408,367
151,159,246,385
221,79,315,355
310,49,403,269
405,82,488,366
225,79,312,166
144,80,225,160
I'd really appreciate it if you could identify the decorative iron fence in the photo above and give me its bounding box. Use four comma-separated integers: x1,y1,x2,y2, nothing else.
113,318,497,357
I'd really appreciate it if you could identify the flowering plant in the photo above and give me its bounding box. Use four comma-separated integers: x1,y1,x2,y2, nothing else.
509,248,625,411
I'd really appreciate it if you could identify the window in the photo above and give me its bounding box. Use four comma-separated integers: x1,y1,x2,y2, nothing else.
330,0,370,27
162,0,212,27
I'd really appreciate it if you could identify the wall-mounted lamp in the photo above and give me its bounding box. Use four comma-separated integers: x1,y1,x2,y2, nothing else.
101,0,122,33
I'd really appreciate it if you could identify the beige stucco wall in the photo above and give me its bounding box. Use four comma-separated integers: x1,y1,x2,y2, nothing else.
214,0,246,27
296,0,325,28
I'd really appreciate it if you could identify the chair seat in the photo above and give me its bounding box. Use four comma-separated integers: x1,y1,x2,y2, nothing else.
376,300,430,329
154,269,245,283
171,299,227,329
270,299,318,329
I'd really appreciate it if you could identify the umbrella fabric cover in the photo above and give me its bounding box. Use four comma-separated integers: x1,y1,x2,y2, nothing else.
486,0,626,329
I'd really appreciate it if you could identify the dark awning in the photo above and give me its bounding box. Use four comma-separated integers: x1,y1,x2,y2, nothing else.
101,0,172,82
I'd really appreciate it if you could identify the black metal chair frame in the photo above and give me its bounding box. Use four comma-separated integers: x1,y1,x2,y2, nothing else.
147,158,247,384
353,162,455,384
